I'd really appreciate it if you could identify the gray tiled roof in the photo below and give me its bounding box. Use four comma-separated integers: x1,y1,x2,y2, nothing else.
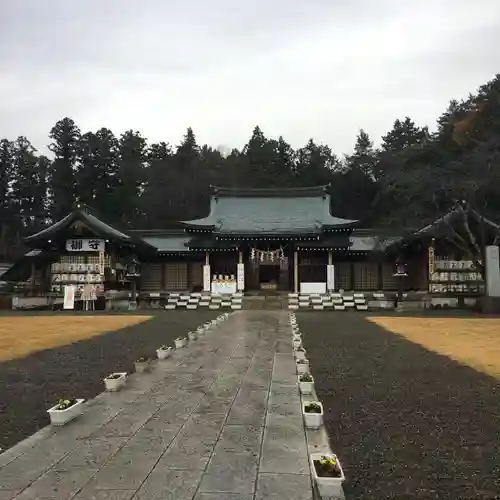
142,236,190,252
182,192,357,234
24,209,131,243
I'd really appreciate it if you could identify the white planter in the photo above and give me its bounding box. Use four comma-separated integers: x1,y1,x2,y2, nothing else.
156,347,172,360
296,360,309,375
47,399,85,425
188,331,197,341
293,340,302,349
175,337,187,348
294,349,306,360
310,453,345,498
298,377,314,395
104,372,127,391
302,402,323,429
134,360,152,373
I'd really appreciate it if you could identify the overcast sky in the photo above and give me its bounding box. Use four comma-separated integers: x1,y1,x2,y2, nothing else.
1,0,500,155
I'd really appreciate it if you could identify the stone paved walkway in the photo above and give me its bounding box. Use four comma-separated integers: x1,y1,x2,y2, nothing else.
0,311,314,500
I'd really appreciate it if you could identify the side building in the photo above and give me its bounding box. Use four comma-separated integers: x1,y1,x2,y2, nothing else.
3,186,499,310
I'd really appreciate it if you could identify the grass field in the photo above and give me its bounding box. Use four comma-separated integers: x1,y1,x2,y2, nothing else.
0,315,153,362
367,316,500,379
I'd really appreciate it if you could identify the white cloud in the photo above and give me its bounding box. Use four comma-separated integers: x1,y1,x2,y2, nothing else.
1,0,499,154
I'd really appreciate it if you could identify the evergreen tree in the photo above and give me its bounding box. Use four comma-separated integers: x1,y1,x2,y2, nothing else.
114,130,147,225
76,128,119,218
48,118,80,221
11,137,39,231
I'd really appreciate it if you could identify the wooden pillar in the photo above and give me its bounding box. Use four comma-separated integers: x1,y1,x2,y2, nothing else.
205,252,210,266
238,251,243,264
377,262,383,290
294,250,299,293
349,262,355,291
328,251,333,266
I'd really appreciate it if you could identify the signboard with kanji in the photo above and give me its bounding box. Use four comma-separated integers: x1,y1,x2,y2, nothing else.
65,238,105,252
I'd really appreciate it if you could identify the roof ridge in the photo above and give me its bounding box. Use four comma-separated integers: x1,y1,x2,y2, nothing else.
210,185,330,198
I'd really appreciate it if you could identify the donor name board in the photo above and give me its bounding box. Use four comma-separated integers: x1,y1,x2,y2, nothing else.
66,238,105,252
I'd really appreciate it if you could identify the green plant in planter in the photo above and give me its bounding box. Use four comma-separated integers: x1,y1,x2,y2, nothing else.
56,398,78,410
305,402,322,413
299,373,313,382
296,358,308,364
106,373,122,380
175,337,184,341
159,345,170,350
136,356,150,363
295,346,305,352
314,455,342,478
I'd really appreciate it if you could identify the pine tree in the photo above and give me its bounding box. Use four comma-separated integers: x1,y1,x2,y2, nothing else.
48,118,80,221
114,130,147,225
11,137,39,231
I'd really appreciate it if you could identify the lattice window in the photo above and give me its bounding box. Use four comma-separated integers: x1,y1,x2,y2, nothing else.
164,263,188,290
335,263,351,290
382,263,398,290
354,263,378,290
140,263,162,291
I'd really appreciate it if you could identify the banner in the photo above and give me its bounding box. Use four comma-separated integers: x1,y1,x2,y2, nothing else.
98,251,105,274
203,265,211,292
485,245,500,297
327,264,335,291
63,285,76,310
66,238,105,252
428,246,435,275
237,263,245,291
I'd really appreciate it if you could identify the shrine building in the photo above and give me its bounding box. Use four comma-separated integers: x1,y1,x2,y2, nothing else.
4,185,500,310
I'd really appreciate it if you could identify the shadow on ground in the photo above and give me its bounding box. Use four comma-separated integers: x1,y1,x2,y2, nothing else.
297,312,500,500
0,311,219,451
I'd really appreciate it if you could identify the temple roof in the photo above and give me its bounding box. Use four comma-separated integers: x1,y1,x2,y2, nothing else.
181,185,358,234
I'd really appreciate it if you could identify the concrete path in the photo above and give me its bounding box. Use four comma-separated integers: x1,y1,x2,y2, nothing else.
0,311,314,500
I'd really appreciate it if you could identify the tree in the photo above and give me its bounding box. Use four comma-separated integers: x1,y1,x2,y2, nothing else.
76,128,119,218
140,142,174,227
48,118,80,221
0,139,13,222
114,130,147,225
241,126,278,187
381,117,429,152
11,137,40,231
271,136,295,186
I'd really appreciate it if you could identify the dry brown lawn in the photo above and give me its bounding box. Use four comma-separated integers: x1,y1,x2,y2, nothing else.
367,316,500,379
0,315,152,362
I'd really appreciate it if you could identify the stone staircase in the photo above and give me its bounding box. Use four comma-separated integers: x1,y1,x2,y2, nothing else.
242,294,288,310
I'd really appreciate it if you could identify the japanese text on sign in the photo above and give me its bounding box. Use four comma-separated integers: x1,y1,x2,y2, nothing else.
66,239,105,252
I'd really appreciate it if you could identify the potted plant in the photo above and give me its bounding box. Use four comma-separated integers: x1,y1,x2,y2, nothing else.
134,356,152,373
188,331,197,341
156,345,172,360
298,373,314,394
294,346,307,360
293,337,302,349
310,453,345,498
103,372,127,391
47,398,85,425
302,401,323,429
196,326,204,335
175,336,187,348
296,358,309,374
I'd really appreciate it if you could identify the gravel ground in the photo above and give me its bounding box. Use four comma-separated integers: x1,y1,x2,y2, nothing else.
0,310,219,451
297,312,500,500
